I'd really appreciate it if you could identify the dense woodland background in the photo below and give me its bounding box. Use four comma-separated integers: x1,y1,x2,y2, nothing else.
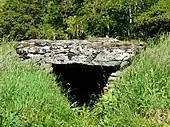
0,0,170,41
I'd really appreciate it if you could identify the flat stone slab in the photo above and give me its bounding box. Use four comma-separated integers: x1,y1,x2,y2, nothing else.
15,38,145,67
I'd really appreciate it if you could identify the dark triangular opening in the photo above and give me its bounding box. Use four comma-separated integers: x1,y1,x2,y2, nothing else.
52,64,119,106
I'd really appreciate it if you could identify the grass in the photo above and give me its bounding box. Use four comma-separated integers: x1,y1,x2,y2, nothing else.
0,44,85,126
89,35,170,126
0,35,170,126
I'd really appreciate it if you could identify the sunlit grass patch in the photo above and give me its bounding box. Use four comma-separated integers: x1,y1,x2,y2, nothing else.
90,35,170,126
0,45,84,126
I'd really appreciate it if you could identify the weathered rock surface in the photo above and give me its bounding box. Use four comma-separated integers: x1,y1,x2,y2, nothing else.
15,38,145,67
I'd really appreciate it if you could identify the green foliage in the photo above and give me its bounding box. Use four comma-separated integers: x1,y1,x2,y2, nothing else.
0,0,170,40
0,34,170,126
134,0,170,39
90,35,170,126
46,0,85,39
1,0,170,40
0,49,85,126
0,0,53,40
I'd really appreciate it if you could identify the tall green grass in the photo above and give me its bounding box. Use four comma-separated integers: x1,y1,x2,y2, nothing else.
89,35,170,126
0,35,169,126
0,48,85,126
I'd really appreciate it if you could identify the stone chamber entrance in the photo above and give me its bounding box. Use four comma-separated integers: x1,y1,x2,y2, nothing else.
52,64,120,106
15,38,145,106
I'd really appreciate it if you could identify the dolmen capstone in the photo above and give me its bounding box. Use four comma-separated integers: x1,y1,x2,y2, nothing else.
15,38,145,68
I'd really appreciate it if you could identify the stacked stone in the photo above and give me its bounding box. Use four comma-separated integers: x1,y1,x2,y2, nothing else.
103,71,121,93
15,38,145,68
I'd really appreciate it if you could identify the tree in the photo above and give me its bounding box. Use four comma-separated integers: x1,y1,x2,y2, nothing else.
0,0,52,40
0,0,170,41
133,0,170,39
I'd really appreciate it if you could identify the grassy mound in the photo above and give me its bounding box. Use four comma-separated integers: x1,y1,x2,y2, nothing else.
90,36,170,126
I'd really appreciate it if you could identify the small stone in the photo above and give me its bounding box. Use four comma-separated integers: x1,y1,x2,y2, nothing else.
108,77,116,81
28,42,35,47
103,87,109,93
110,71,120,77
27,53,34,58
27,54,43,62
28,47,38,54
43,46,51,50
120,61,130,68
64,45,68,49
38,48,46,54
44,53,51,57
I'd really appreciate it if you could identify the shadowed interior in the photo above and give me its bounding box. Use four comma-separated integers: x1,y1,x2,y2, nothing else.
52,64,119,106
